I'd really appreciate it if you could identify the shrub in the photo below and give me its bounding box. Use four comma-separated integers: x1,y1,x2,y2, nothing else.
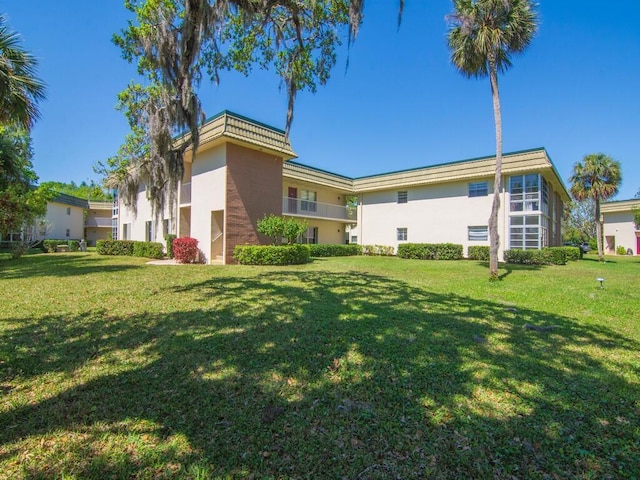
165,234,177,259
543,247,567,265
397,243,463,260
133,241,164,259
96,240,136,256
68,240,80,252
234,244,310,265
256,214,307,245
504,248,566,266
361,245,395,256
308,244,361,257
467,246,490,261
173,237,199,263
562,246,581,261
43,239,69,253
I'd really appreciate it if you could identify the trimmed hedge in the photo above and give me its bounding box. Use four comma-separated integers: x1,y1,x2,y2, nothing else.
133,241,164,259
397,243,463,260
308,244,361,257
561,246,581,261
361,245,395,256
504,247,567,266
467,246,490,261
96,240,163,259
173,237,199,263
233,244,310,265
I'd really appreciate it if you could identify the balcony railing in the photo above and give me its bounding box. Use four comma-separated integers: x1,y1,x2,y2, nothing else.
85,217,113,228
282,197,356,222
180,182,192,205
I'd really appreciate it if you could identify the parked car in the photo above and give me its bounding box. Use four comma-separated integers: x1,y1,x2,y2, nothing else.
580,242,591,253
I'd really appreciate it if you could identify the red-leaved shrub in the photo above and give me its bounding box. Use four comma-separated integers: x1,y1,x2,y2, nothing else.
173,237,199,263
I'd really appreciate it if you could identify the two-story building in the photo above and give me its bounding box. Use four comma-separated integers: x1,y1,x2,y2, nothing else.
601,199,640,255
115,111,569,264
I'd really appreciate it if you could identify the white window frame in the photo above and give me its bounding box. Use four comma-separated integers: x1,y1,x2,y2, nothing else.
468,226,488,241
468,182,488,197
397,191,408,204
397,227,408,241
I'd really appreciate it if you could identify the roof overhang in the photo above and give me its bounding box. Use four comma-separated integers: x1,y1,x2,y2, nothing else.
601,199,640,214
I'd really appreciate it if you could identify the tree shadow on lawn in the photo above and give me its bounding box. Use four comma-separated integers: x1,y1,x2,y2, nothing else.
0,253,143,279
1,270,638,479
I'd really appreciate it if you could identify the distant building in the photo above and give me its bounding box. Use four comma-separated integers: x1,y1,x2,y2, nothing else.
601,199,640,255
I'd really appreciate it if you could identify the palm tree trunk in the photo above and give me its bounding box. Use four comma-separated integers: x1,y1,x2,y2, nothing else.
595,195,603,261
488,59,502,280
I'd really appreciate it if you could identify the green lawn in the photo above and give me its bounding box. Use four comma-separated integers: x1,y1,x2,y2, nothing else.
1,253,638,479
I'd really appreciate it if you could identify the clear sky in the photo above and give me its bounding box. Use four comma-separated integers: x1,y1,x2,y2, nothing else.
2,1,639,199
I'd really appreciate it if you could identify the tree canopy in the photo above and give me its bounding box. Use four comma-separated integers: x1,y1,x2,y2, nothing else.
0,15,46,129
39,180,113,202
104,0,371,221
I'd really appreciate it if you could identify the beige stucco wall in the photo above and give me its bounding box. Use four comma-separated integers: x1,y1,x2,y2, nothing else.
118,186,172,245
43,202,85,240
603,211,638,255
189,143,227,262
354,177,504,256
283,180,348,207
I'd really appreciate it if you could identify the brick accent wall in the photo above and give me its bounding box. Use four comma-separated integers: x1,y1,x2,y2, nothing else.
225,143,283,263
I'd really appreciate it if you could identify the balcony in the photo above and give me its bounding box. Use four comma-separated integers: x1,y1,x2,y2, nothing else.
282,197,357,222
85,217,113,228
180,182,192,205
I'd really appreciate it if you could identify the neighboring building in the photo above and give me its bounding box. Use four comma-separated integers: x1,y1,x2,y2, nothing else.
39,193,87,241
115,111,570,264
601,199,640,255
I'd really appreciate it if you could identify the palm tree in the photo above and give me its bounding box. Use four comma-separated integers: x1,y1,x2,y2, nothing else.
0,15,46,129
446,0,538,280
569,153,622,261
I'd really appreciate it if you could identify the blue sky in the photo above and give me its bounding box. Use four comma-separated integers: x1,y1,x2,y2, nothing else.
3,1,639,199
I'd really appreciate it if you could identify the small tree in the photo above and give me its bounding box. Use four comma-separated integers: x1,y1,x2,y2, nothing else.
257,214,307,245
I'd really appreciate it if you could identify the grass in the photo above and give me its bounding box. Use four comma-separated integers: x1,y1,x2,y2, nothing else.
0,252,639,479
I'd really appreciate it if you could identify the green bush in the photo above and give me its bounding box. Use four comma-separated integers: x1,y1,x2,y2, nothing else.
257,214,307,245
165,234,177,259
361,245,395,256
133,241,164,259
96,240,136,256
397,243,463,260
234,244,310,265
467,246,490,261
504,248,567,266
561,246,581,261
616,245,627,256
68,240,80,252
308,244,361,257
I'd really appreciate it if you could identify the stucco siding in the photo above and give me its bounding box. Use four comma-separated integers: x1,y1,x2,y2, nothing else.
603,211,638,255
44,202,85,240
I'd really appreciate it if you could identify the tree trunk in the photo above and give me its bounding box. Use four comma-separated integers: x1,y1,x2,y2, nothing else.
488,59,502,281
595,196,604,261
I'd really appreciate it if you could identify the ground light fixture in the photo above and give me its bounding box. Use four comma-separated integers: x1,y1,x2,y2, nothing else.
597,277,605,289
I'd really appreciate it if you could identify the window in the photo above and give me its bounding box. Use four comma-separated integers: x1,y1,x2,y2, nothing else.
397,191,408,204
468,182,488,197
145,221,153,242
299,226,318,244
397,227,408,241
66,207,71,215
510,215,541,250
65,228,70,237
163,219,170,237
122,223,130,241
350,235,358,244
300,190,317,212
468,226,488,241
510,174,540,212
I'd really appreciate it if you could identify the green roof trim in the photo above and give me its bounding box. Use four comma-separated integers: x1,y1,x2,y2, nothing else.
204,110,287,134
286,160,354,181
52,192,89,209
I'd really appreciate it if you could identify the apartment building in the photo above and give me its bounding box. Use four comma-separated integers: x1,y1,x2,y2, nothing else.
601,199,640,255
116,111,569,264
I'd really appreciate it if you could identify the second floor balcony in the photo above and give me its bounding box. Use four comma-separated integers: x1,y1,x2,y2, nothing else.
283,197,356,222
85,216,113,228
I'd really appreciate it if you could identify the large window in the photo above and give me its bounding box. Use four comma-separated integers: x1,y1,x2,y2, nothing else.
468,226,488,241
510,215,541,250
145,221,153,242
468,182,488,197
397,227,408,241
510,174,540,212
397,191,408,204
300,190,317,213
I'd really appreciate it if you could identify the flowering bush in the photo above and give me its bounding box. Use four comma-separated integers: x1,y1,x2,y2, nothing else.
173,237,199,263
